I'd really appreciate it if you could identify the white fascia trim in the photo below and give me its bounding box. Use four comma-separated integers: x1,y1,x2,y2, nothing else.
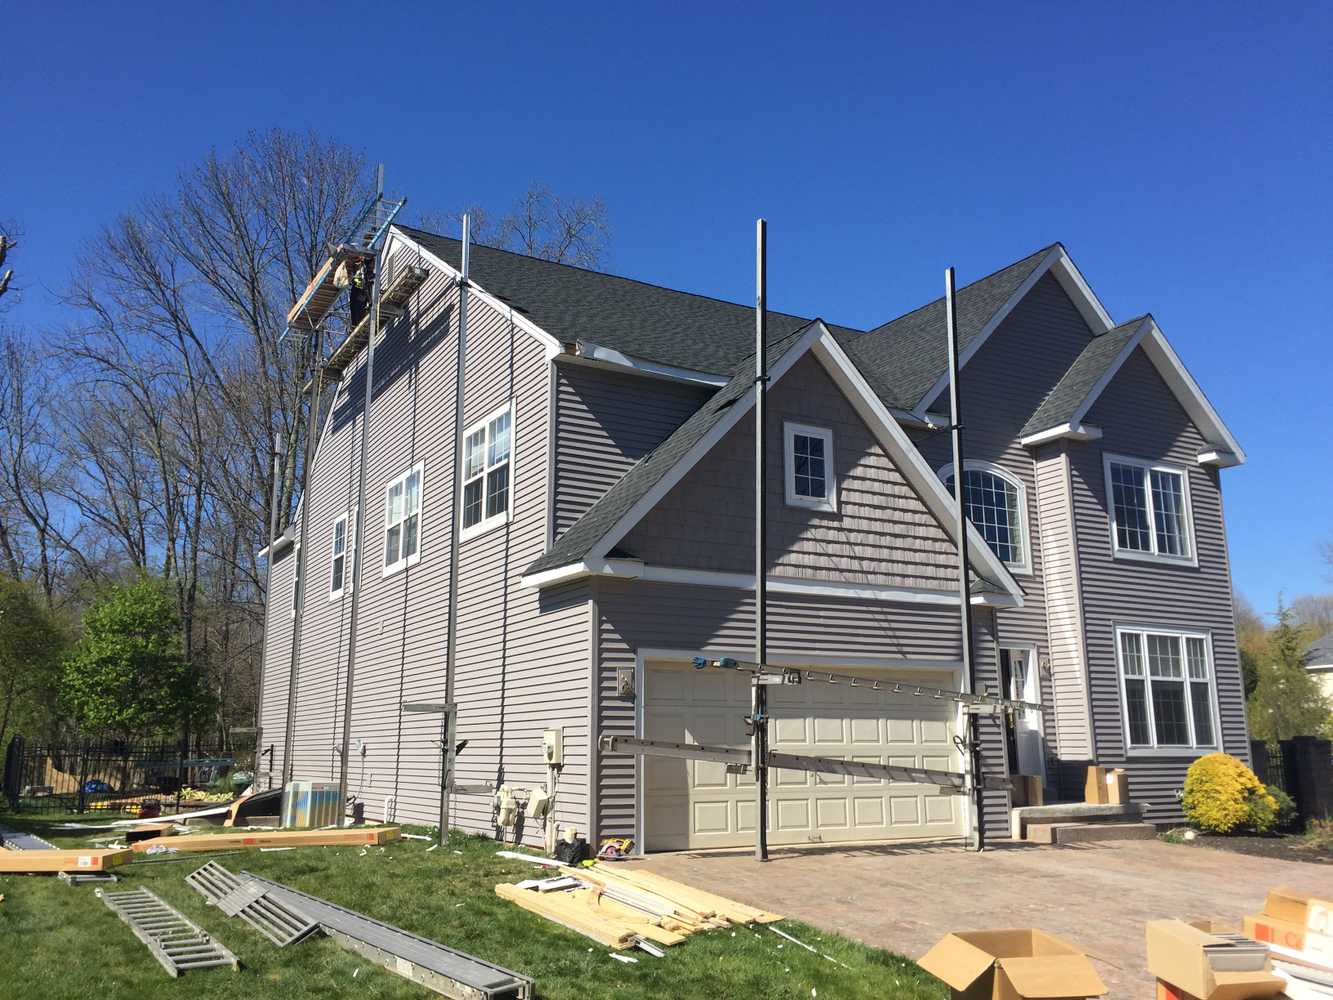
1019,422,1105,448
1197,449,1242,469
810,332,1024,602
572,340,729,387
913,246,1114,419
523,559,1014,607
1139,325,1247,465
584,320,828,563
1063,317,1154,428
386,226,564,359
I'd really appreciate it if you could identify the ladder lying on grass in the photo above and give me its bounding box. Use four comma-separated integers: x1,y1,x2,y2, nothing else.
99,887,239,977
186,861,319,947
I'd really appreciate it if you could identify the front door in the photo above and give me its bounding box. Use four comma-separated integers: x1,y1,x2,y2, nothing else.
1002,649,1044,782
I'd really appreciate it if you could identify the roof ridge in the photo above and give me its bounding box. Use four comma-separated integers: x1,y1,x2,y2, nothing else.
866,243,1061,335
393,222,831,327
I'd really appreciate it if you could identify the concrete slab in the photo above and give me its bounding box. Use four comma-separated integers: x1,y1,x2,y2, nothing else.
632,838,1333,996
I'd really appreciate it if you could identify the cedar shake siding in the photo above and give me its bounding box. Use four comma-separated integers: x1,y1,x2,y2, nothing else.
908,272,1098,780
622,353,962,591
1071,346,1248,821
553,362,711,542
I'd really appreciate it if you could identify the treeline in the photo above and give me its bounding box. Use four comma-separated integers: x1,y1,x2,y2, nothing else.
1237,590,1333,743
0,130,609,750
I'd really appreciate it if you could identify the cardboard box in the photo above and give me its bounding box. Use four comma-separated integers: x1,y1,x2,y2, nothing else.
1104,768,1129,805
1146,920,1284,1000
1244,913,1333,961
1012,775,1044,808
1083,766,1107,805
918,929,1107,1000
1263,887,1333,934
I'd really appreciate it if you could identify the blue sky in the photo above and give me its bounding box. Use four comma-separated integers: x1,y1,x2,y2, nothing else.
6,3,1330,617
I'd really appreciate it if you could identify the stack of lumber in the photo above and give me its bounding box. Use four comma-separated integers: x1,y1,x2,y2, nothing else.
494,860,781,950
0,848,132,874
130,826,400,853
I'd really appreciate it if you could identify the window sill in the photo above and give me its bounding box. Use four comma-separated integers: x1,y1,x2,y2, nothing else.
1124,746,1218,759
1111,549,1198,569
327,588,353,603
784,496,836,514
460,511,511,544
382,553,421,578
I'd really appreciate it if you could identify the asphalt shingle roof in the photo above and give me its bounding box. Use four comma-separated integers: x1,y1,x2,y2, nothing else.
1305,634,1333,668
526,323,818,575
396,225,858,374
838,245,1057,411
1019,317,1147,438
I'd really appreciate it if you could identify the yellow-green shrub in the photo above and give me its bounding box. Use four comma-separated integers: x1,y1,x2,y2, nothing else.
1181,753,1277,833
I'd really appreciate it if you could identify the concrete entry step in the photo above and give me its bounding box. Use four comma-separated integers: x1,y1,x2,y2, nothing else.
1026,821,1157,845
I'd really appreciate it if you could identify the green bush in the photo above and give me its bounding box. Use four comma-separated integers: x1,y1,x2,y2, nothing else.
1259,785,1299,832
1181,752,1277,833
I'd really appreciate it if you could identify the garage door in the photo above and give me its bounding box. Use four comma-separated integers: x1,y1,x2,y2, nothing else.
643,660,966,851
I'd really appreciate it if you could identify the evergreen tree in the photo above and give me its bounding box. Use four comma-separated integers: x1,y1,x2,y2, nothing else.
1248,603,1332,743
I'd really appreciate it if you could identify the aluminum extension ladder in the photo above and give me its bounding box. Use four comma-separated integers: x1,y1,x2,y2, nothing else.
99,887,239,977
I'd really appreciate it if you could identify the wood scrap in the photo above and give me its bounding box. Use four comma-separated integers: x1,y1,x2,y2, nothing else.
0,848,133,874
130,825,399,853
495,883,637,948
587,863,782,923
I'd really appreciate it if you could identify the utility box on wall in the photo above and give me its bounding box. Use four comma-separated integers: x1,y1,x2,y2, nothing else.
543,728,563,767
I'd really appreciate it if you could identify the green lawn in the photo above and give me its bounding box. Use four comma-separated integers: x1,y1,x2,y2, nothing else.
0,812,944,1000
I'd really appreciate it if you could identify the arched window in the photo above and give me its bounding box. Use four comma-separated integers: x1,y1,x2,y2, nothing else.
941,464,1029,573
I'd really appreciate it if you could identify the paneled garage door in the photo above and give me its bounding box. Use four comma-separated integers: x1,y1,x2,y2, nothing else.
643,660,967,851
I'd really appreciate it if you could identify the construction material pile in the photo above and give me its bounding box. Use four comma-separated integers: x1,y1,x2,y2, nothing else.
495,857,780,951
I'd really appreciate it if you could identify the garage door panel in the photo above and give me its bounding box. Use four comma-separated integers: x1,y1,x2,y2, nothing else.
643,661,966,850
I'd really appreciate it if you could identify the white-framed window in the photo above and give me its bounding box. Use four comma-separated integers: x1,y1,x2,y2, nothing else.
1115,626,1217,752
328,509,356,599
783,422,836,512
383,463,423,576
461,401,514,540
1103,453,1194,564
940,462,1030,574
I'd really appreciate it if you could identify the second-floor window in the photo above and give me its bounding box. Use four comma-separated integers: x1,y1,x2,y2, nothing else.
383,463,423,575
329,509,356,598
1117,627,1216,751
941,463,1029,574
784,422,836,512
1104,454,1192,562
461,401,513,539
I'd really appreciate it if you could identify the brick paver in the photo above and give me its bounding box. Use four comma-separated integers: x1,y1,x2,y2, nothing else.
633,839,1333,996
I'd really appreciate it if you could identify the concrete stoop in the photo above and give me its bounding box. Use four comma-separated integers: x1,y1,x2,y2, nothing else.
1025,820,1157,845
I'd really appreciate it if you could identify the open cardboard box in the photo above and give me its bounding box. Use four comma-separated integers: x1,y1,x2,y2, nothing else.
1262,887,1333,934
1146,919,1284,1000
918,929,1107,1000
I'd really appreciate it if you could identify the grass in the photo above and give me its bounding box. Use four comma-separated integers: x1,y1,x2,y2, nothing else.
0,812,944,1000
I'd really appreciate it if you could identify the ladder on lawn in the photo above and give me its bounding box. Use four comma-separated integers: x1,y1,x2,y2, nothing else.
186,861,320,947
99,887,239,977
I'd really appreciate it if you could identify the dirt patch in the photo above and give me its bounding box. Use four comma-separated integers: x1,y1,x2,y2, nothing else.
1166,830,1333,865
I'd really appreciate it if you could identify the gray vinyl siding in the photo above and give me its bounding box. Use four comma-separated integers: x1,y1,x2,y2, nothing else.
261,239,591,845
909,271,1096,776
591,578,1011,844
553,362,710,541
257,544,296,790
623,354,962,591
1073,346,1247,821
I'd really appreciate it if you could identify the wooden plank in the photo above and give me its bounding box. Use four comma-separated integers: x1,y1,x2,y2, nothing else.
0,848,133,873
588,864,782,924
494,884,637,949
131,826,399,854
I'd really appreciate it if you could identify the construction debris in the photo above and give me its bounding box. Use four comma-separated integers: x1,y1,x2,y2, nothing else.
0,823,58,851
0,847,132,874
99,886,239,977
59,870,119,887
239,872,534,999
130,825,399,853
494,859,781,950
186,862,319,947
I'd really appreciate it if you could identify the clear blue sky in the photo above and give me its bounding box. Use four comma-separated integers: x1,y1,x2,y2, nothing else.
6,3,1330,618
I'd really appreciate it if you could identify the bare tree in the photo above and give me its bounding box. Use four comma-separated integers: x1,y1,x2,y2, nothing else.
425,183,611,267
1290,593,1333,636
0,221,19,304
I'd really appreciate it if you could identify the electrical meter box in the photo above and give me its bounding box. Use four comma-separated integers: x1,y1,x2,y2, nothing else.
543,728,563,767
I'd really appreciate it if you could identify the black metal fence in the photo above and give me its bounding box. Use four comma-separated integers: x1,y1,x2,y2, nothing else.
1251,737,1333,827
2,734,252,816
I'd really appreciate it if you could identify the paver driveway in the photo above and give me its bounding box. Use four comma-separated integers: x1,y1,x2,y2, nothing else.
634,838,1333,996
